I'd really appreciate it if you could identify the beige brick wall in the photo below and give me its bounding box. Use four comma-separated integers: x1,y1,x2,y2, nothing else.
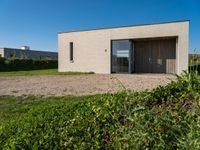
58,21,189,74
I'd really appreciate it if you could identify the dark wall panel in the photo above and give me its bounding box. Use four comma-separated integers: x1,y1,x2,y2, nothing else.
134,38,176,74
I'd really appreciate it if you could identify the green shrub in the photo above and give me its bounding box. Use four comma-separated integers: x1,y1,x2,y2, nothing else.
0,58,57,71
0,72,200,149
189,64,200,74
0,57,6,69
189,52,200,74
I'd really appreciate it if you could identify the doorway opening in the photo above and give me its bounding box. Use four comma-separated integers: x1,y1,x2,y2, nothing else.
111,37,176,74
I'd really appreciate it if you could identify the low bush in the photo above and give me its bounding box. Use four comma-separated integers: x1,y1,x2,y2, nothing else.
0,57,6,69
0,72,200,149
189,53,200,74
0,57,57,71
189,64,200,74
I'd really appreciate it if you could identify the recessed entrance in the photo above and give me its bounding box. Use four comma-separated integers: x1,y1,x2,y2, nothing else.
111,37,176,74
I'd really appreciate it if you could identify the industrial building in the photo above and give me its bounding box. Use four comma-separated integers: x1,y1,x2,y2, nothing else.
0,46,57,60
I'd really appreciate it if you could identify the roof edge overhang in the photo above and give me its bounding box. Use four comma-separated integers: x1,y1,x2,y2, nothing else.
58,20,190,34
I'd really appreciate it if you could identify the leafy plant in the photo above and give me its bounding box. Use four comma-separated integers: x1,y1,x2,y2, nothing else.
0,58,58,71
0,71,199,149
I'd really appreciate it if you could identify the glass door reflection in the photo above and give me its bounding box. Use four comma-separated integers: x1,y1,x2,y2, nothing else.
111,40,132,73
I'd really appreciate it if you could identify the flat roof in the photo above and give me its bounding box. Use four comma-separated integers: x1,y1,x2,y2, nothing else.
58,20,190,34
2,48,57,53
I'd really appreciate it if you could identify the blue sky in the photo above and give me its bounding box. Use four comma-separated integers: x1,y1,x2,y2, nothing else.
0,0,199,53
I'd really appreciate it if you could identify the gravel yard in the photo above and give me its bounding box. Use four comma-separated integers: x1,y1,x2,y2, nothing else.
0,74,173,96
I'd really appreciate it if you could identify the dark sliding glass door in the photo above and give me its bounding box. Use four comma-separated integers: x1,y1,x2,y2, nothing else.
111,40,133,73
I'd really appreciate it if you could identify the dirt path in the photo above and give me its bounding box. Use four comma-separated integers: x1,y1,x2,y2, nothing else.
0,74,173,96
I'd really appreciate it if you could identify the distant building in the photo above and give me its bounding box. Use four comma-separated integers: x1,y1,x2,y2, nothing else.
0,46,57,60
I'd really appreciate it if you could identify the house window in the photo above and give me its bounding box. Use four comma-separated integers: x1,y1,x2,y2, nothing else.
70,42,73,62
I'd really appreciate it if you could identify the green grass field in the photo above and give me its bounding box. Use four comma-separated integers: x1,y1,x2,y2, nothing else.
0,72,200,149
0,69,93,77
0,95,94,123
